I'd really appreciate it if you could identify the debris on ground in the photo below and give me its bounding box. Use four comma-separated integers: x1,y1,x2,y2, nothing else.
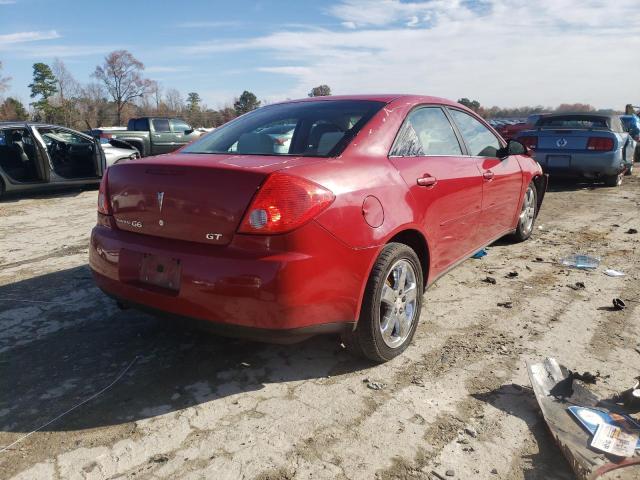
506,271,519,278
571,371,600,384
363,379,385,390
497,302,513,309
626,228,638,234
482,276,497,284
612,378,640,410
464,426,478,438
534,257,544,262
527,357,640,479
560,254,600,270
567,281,586,290
613,298,627,311
472,249,488,259
604,269,626,277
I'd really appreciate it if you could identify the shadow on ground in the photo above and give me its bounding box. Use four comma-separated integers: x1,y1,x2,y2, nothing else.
472,384,575,480
0,265,369,434
0,186,96,203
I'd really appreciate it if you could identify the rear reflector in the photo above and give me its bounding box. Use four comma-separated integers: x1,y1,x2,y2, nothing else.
587,137,614,151
97,170,112,215
519,136,538,150
238,173,334,234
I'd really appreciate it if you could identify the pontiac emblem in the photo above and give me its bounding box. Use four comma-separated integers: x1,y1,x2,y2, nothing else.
157,192,164,212
556,138,568,148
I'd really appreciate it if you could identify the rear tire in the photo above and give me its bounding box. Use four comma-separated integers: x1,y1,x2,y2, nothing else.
626,164,634,176
342,243,423,363
509,182,537,243
604,172,623,187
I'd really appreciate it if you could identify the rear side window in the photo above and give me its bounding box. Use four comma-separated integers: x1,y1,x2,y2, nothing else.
537,116,609,129
134,118,149,131
152,118,171,132
390,107,462,157
182,100,385,157
449,109,500,157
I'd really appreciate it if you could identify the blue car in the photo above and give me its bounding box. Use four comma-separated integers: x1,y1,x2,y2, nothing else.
620,114,640,163
516,113,634,186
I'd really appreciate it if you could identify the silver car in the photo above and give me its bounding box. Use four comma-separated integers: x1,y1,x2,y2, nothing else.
0,122,108,198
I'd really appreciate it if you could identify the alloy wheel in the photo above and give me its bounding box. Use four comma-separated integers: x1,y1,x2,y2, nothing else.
519,186,536,236
379,259,419,349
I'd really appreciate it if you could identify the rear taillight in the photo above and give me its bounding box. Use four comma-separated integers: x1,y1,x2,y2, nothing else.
97,169,112,215
587,137,614,151
519,136,538,150
238,173,334,234
633,134,640,142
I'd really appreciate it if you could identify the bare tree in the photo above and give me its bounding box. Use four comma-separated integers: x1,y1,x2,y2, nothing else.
92,50,153,125
165,88,184,114
52,58,80,126
0,61,10,96
77,82,110,128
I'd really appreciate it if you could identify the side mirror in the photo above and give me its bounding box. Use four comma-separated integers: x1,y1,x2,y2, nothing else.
497,139,527,158
184,128,194,135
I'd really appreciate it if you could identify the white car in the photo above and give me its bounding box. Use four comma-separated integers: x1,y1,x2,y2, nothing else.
101,140,140,167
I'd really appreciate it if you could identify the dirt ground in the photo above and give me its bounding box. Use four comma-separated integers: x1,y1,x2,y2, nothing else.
1,173,639,480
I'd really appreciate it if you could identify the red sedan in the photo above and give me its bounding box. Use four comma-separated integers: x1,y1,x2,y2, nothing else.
90,95,547,362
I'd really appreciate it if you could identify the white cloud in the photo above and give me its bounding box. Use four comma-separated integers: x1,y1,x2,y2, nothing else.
181,0,640,108
0,0,17,4
0,30,60,45
14,44,119,58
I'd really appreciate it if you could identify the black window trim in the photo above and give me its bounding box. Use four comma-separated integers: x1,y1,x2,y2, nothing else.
444,106,506,159
387,104,469,158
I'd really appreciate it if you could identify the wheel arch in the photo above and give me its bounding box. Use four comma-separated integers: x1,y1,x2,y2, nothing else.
387,229,430,289
532,173,548,217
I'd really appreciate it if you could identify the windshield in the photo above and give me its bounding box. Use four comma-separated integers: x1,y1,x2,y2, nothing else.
182,100,385,157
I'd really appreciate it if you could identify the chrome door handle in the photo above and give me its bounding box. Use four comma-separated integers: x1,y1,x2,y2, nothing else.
483,171,495,181
417,175,437,187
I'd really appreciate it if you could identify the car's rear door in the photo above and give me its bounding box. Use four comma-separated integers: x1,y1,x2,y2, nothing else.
387,106,483,275
448,108,523,241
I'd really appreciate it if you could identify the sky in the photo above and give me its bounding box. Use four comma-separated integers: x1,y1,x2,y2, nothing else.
0,0,639,110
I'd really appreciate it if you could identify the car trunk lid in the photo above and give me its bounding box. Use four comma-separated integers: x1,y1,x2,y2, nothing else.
107,153,316,245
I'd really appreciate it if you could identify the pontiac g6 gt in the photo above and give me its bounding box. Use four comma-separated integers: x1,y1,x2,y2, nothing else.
89,95,547,362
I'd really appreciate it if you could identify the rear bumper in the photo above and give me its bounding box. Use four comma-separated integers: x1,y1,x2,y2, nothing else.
89,220,375,336
532,150,623,177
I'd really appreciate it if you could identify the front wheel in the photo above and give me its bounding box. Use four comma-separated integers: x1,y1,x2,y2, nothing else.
603,172,623,187
343,243,423,362
509,182,538,243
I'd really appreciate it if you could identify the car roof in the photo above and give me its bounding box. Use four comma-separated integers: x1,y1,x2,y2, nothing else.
0,121,72,128
267,94,461,108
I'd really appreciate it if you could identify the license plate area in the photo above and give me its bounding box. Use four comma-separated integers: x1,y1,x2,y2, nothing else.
139,254,181,291
546,155,571,168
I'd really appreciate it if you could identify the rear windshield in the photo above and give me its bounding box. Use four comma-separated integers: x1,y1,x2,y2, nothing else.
182,100,385,157
536,116,610,129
